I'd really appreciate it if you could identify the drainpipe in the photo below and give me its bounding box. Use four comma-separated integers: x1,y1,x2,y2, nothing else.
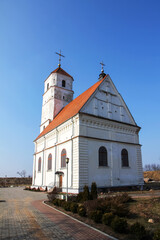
110,143,113,186
54,128,58,185
71,118,74,187
42,136,46,186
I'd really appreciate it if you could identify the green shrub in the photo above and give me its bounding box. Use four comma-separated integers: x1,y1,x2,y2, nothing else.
91,182,97,200
53,198,59,206
76,192,84,202
130,222,146,240
153,228,160,240
102,212,115,226
90,210,103,223
111,202,129,217
62,201,71,211
47,193,57,202
70,203,78,213
78,205,86,217
111,216,128,233
53,199,65,207
83,185,90,201
115,193,132,203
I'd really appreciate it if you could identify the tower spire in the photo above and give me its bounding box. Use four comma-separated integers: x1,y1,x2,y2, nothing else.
55,50,65,67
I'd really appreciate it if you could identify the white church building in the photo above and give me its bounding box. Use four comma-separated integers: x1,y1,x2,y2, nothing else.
32,60,143,193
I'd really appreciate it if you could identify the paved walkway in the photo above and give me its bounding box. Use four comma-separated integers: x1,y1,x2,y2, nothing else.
0,187,116,240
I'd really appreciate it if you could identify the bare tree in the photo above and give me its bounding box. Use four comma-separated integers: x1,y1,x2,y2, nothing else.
17,170,27,177
144,164,160,171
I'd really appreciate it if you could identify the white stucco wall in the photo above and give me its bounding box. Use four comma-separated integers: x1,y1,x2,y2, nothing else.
40,72,74,133
33,115,80,193
78,113,143,189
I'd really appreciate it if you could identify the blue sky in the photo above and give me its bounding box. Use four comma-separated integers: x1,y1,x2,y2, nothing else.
0,0,160,177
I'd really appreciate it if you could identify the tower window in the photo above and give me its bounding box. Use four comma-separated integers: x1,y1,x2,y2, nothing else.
47,83,49,90
62,80,66,87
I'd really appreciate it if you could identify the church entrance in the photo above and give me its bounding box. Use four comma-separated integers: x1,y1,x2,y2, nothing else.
59,175,62,188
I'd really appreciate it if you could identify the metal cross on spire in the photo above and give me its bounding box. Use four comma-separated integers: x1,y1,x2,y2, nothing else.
100,61,105,73
55,50,65,67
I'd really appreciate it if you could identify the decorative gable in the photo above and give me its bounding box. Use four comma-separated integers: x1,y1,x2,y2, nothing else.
80,75,136,125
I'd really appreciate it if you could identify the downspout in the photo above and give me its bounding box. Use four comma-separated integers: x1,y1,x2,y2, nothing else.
42,136,46,186
71,118,74,187
110,142,113,186
54,128,58,185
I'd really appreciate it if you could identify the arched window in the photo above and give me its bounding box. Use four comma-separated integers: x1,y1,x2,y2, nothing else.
99,146,108,166
38,157,41,172
121,149,129,167
62,80,66,87
47,83,49,90
48,154,52,170
61,149,66,168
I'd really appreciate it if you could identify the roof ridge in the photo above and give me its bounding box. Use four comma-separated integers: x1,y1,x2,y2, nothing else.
35,75,107,141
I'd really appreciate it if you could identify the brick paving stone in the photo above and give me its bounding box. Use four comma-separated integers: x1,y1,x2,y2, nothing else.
0,187,117,240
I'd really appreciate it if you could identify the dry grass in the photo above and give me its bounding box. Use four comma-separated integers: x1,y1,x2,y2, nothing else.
144,171,160,181
128,197,160,232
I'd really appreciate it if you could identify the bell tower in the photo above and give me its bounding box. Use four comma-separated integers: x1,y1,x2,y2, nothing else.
40,52,74,132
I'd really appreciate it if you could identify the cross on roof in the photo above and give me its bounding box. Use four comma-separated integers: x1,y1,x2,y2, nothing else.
55,50,65,67
100,61,105,73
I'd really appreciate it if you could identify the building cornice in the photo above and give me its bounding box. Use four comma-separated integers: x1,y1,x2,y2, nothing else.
34,134,141,155
79,112,141,131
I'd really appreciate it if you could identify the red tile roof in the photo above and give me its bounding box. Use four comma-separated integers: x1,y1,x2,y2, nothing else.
51,67,73,78
35,75,107,141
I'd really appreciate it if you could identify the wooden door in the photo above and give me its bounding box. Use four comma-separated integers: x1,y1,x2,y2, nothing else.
59,175,62,188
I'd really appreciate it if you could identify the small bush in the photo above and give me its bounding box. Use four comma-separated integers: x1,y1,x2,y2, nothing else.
78,205,86,217
70,203,78,213
153,228,160,240
111,202,129,217
62,201,71,211
83,185,90,201
53,198,59,206
91,182,97,200
102,212,115,226
111,216,128,233
76,192,84,202
47,193,57,202
53,199,65,207
90,210,103,223
115,193,132,203
130,222,146,240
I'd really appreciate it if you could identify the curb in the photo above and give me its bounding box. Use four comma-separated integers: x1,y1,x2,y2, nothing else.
43,201,118,240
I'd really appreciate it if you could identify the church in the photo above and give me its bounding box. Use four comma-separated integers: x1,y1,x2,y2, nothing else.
32,56,143,193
